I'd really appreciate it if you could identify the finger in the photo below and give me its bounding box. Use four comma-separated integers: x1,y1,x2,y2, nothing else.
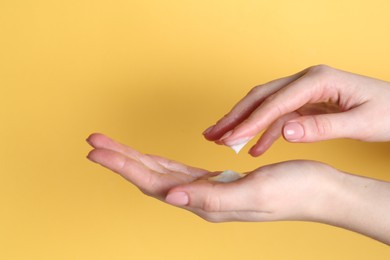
203,68,309,141
220,67,332,146
249,112,300,156
87,133,172,174
87,133,143,160
87,133,209,178
249,102,343,155
87,148,190,197
283,109,365,142
165,178,262,212
145,154,208,178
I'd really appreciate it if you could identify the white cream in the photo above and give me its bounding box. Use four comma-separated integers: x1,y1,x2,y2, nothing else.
208,170,245,183
227,138,252,154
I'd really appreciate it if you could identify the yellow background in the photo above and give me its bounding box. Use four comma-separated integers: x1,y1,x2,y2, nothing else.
1,0,390,259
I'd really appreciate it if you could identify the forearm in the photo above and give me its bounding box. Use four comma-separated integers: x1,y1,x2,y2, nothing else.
313,170,390,245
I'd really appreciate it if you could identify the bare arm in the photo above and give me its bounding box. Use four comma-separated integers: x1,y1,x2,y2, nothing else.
317,171,390,244
87,133,390,245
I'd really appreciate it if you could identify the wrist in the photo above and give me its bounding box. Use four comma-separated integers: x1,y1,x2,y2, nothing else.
308,168,390,244
301,165,346,222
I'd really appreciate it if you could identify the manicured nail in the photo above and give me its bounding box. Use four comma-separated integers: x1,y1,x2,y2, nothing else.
249,145,260,157
203,125,215,135
165,191,189,206
284,122,304,141
220,130,233,141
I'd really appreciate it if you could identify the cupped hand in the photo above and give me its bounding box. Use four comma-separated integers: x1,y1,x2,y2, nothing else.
86,133,340,223
203,65,390,156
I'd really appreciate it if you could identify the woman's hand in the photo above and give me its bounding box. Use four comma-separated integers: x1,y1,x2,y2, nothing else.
165,159,342,223
87,133,390,244
86,133,210,201
86,133,340,223
203,65,390,156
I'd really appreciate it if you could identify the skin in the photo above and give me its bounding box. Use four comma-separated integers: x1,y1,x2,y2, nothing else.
203,65,390,156
87,65,390,245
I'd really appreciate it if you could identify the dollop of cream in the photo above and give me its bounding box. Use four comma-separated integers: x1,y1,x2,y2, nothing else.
226,138,252,154
208,170,245,183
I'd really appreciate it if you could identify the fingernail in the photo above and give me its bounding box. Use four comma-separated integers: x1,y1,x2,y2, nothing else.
220,130,233,141
284,122,304,141
165,191,189,206
203,125,215,135
249,146,260,156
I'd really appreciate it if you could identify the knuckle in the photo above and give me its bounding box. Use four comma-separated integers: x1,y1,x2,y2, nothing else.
118,157,131,173
133,168,162,196
312,116,332,137
138,176,155,196
201,194,221,213
261,94,276,110
262,94,286,118
247,84,264,96
307,64,331,74
307,64,335,81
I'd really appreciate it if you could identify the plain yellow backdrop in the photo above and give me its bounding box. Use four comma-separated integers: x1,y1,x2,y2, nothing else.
1,0,390,259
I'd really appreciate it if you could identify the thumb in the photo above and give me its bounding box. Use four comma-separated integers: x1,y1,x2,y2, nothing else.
165,179,256,213
283,112,359,142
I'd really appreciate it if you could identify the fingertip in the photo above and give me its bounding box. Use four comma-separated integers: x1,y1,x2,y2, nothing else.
283,122,304,142
248,145,263,157
203,133,216,141
86,133,118,150
87,132,103,139
85,148,108,163
86,148,98,162
202,125,215,136
249,135,277,156
86,132,105,146
86,148,129,175
165,191,189,206
203,126,230,141
86,133,95,146
86,137,93,146
203,131,223,142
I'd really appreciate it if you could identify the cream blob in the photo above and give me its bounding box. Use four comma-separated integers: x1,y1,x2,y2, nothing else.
227,138,252,154
208,170,245,183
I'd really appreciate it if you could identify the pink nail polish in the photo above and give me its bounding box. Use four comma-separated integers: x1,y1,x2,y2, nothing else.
283,122,304,141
